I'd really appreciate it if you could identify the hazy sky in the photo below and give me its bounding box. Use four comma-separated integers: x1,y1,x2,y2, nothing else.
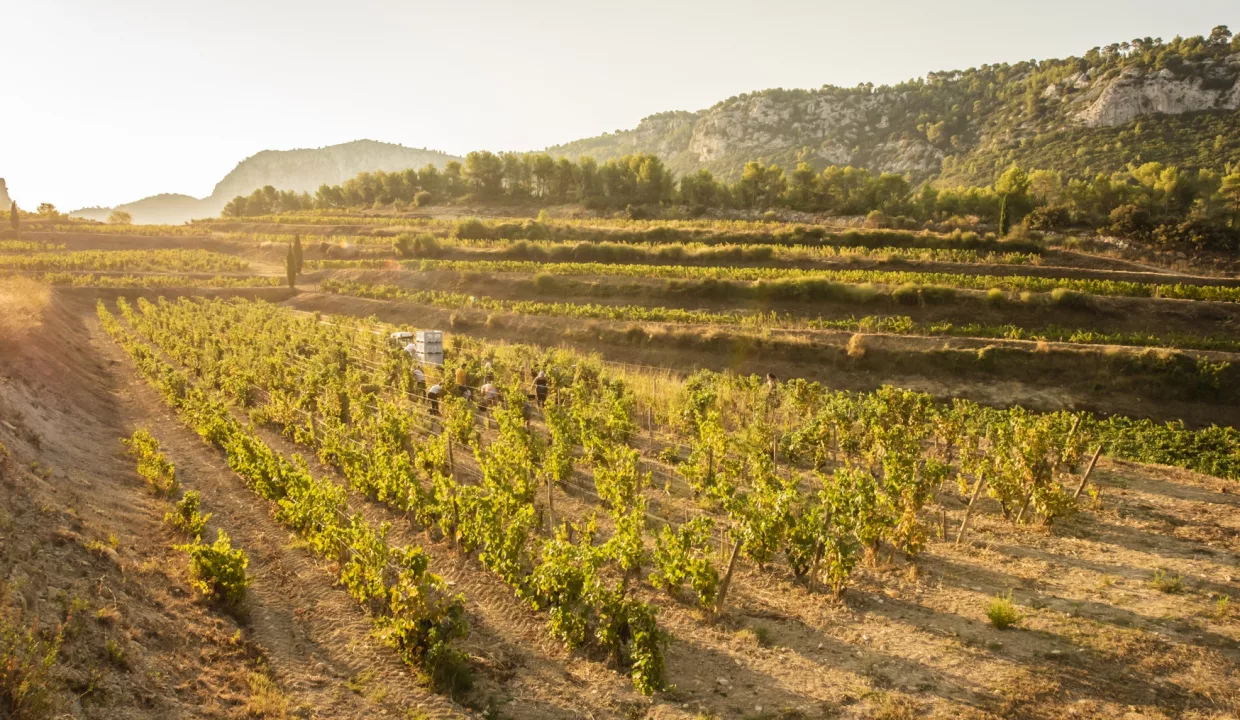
2,0,1237,210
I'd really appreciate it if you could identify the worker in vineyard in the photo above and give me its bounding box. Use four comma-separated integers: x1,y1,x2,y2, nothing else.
427,382,443,416
534,369,549,407
480,380,499,408
412,365,426,397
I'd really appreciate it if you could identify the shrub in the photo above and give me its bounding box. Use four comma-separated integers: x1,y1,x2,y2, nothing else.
864,210,891,229
104,638,126,667
165,490,211,538
625,204,653,220
1023,204,1072,232
1150,569,1182,594
846,333,868,358
177,529,250,606
984,288,1006,306
536,209,552,223
411,234,440,258
453,218,491,240
918,285,958,304
0,603,63,718
413,191,432,208
891,283,920,305
1154,219,1240,254
986,591,1022,629
1050,287,1092,311
532,273,560,293
1107,204,1154,241
393,234,416,258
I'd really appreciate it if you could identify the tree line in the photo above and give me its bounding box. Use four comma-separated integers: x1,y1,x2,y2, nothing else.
221,151,1240,254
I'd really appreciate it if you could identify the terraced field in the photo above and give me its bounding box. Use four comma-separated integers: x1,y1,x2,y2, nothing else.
2,212,1238,719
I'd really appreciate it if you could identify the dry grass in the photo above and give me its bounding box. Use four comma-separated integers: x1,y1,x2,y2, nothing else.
0,277,50,341
245,671,289,718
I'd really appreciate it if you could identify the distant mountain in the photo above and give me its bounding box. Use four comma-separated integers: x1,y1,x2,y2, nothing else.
71,194,204,225
207,140,459,202
71,140,460,224
548,31,1240,184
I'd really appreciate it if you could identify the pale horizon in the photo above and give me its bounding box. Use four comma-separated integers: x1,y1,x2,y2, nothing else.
2,0,1237,211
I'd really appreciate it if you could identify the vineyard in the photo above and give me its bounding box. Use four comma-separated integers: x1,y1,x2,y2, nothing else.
0,248,249,273
308,256,1240,302
1,209,1238,719
317,277,1240,354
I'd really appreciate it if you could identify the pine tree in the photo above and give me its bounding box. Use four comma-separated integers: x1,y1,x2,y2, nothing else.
293,235,304,275
286,244,297,289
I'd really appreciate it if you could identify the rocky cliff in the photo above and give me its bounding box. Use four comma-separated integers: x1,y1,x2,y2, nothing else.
0,179,11,209
551,37,1240,184
1070,58,1240,127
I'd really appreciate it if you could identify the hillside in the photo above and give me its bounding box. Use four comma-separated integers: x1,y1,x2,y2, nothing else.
70,140,460,224
548,30,1240,184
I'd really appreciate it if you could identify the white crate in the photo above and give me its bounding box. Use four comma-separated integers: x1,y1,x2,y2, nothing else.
414,330,444,365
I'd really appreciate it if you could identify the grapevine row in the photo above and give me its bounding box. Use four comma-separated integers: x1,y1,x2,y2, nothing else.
97,301,471,690
0,249,249,273
315,257,1240,302
115,296,669,694
317,279,1240,354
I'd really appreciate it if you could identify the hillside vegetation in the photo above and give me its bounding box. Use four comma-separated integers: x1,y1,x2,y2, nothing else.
549,27,1240,184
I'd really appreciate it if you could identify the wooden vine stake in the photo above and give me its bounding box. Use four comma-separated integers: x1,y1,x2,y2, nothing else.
955,476,987,546
714,534,745,615
547,473,555,534
1073,446,1104,500
446,435,459,547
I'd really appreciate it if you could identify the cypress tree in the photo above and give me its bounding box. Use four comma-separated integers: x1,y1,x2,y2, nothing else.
998,195,1010,236
9,202,18,233
286,244,297,289
293,234,304,275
